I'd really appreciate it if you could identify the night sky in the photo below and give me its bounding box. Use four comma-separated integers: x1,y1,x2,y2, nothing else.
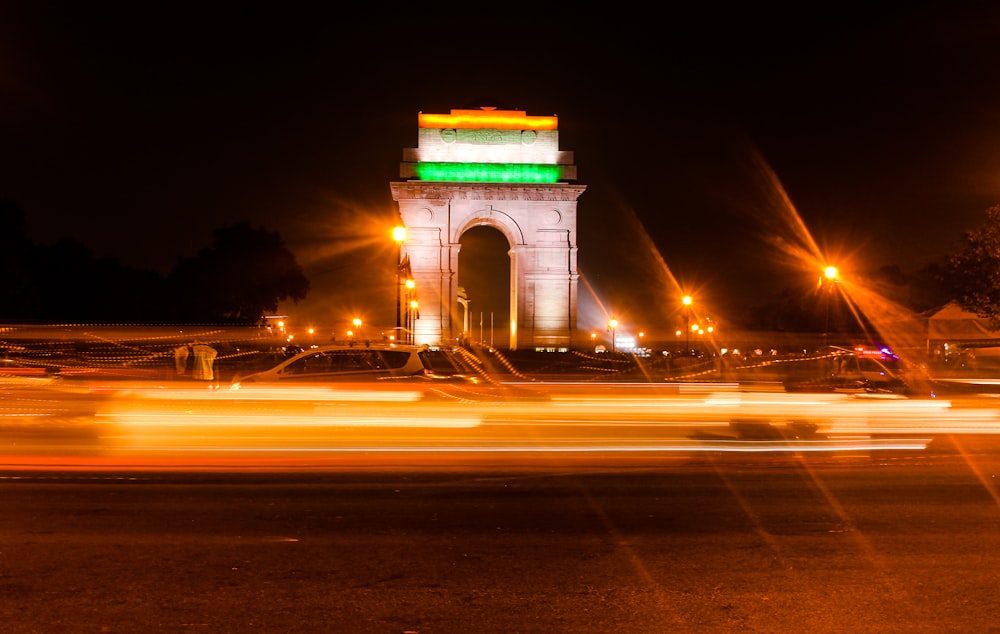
4,5,1000,336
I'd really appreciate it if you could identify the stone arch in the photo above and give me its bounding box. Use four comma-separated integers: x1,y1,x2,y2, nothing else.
390,106,585,350
457,224,512,348
453,210,522,349
453,208,525,247
390,182,585,350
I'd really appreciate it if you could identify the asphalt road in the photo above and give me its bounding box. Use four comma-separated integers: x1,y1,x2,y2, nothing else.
3,435,1000,633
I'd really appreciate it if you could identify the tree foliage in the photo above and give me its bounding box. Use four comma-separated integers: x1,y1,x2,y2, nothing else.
168,222,309,322
945,204,1000,329
0,201,309,323
0,199,36,314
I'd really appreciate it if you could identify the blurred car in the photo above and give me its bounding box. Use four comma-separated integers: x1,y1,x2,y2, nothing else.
232,342,473,385
785,345,910,394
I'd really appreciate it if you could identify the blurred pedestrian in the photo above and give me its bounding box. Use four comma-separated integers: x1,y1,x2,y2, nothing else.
174,343,192,376
191,342,217,381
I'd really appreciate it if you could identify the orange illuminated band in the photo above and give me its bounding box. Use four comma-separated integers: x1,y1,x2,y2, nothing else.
419,109,558,131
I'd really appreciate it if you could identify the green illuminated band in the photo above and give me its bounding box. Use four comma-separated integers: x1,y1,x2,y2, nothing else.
414,162,562,183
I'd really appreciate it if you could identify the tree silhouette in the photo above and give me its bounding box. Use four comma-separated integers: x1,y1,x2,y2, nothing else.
945,203,1000,328
0,199,37,317
0,201,310,323
168,221,309,322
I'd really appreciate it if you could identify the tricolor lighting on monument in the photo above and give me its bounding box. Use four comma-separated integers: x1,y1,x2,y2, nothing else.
414,162,562,183
401,107,576,184
418,111,558,130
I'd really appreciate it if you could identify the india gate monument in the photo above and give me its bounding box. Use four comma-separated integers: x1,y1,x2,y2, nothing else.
390,107,586,351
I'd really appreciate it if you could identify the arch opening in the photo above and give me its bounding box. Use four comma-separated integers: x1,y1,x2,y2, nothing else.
459,225,511,348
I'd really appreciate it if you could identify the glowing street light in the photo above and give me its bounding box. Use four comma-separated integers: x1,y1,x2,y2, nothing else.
821,265,839,349
607,318,619,353
402,277,417,344
408,299,419,344
393,226,406,330
682,295,693,353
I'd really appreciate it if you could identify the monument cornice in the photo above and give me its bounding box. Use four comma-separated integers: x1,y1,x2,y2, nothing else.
390,181,586,202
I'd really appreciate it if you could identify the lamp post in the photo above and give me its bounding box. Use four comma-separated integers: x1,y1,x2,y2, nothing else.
409,299,419,344
682,295,692,353
393,226,406,332
822,265,838,349
608,318,618,353
404,278,416,344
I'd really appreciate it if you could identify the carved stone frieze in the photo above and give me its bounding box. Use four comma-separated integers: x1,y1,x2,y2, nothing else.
391,182,585,202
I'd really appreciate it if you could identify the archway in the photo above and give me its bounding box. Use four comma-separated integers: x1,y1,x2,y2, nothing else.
389,107,586,350
459,225,511,348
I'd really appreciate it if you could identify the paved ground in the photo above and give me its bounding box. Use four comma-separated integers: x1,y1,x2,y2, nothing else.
3,442,1000,633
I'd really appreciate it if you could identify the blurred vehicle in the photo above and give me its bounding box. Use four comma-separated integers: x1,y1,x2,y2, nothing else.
785,345,909,394
232,343,473,385
834,349,908,393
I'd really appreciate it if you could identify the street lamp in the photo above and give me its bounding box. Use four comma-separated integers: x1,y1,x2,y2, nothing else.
408,299,419,344
352,317,362,342
682,295,692,353
607,318,618,353
393,226,406,331
405,278,416,344
821,266,838,349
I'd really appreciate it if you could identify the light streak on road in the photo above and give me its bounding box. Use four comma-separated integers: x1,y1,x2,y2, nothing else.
97,413,481,428
106,384,426,402
98,438,934,455
2,378,1000,468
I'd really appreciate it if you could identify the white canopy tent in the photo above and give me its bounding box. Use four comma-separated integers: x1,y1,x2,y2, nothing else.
926,303,1000,360
927,302,999,344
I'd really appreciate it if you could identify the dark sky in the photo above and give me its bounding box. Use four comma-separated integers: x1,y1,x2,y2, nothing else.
4,5,1000,335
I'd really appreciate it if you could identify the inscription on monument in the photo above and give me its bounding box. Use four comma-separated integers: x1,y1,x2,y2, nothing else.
440,129,536,145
